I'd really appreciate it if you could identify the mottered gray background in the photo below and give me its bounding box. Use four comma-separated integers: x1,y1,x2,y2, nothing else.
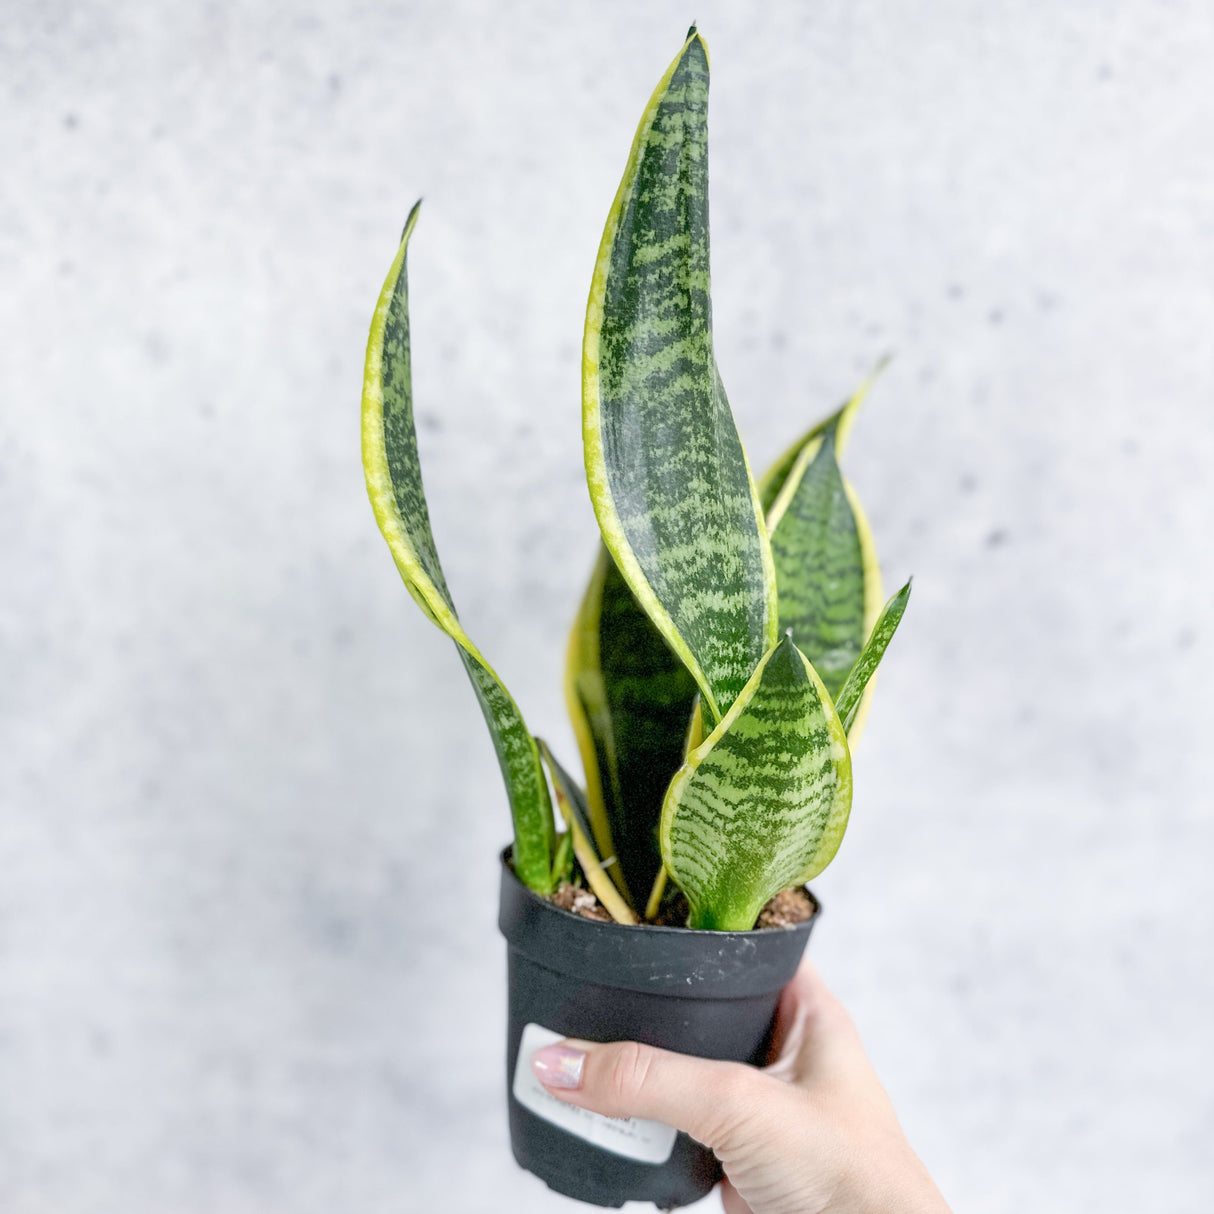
2,1,1212,1211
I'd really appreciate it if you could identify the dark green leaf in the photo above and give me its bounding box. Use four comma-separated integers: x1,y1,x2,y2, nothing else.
583,30,776,723
362,204,555,892
768,423,870,699
566,545,698,902
835,580,912,734
661,635,852,930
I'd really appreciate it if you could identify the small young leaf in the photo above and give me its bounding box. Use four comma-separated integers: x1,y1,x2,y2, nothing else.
661,635,853,931
835,580,912,735
583,29,776,724
767,423,877,700
761,363,888,723
550,830,575,888
362,205,555,893
566,545,698,903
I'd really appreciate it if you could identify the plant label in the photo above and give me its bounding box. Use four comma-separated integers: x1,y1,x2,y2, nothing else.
513,1023,678,1164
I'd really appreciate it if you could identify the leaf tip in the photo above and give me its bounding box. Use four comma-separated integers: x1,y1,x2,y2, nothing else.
683,22,708,64
769,631,806,681
400,198,423,245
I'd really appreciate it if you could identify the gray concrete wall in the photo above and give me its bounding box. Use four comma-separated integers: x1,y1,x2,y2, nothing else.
2,1,1212,1210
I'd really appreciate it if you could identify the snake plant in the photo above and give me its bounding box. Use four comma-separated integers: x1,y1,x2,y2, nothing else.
362,27,910,930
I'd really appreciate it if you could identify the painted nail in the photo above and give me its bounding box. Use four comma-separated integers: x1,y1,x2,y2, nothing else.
531,1044,585,1090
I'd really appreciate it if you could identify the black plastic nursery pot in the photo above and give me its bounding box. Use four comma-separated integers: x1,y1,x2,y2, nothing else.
498,850,820,1209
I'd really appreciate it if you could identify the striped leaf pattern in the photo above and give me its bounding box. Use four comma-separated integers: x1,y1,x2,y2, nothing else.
836,580,911,733
362,203,555,893
583,28,776,724
566,545,699,905
767,420,879,700
661,635,853,931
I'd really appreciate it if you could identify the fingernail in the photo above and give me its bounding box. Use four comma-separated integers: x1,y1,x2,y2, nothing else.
531,1044,585,1090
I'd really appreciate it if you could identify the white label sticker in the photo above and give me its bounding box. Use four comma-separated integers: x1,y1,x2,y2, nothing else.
512,1022,678,1165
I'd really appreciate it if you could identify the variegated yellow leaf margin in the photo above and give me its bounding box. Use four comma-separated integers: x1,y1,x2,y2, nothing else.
660,635,853,931
835,580,912,734
583,27,777,726
761,362,888,739
758,357,889,515
362,202,555,893
767,421,873,699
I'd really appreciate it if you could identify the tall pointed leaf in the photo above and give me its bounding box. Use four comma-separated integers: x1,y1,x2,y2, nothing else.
660,635,853,931
566,544,698,904
835,580,911,734
362,203,555,892
767,421,883,699
583,28,776,724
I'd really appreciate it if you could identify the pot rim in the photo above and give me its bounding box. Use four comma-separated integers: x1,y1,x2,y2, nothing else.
500,846,820,938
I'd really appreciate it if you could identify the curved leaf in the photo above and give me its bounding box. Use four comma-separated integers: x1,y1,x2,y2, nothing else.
583,28,776,724
362,203,555,892
761,364,887,730
836,580,911,734
565,545,698,903
767,421,882,699
660,635,853,931
833,475,884,742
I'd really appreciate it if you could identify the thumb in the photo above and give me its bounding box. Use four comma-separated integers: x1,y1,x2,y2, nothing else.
530,1038,767,1153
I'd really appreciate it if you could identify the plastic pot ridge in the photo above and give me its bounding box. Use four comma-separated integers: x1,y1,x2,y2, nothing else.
498,850,820,1208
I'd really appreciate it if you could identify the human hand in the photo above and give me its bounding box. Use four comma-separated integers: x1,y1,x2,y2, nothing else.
529,960,950,1214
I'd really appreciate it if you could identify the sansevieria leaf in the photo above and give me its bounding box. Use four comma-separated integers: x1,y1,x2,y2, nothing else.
835,580,911,734
761,365,887,725
566,544,698,905
660,635,853,931
583,27,776,724
362,202,555,893
766,419,882,700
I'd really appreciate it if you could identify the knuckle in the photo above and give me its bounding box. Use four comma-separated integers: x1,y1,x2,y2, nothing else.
606,1041,654,1107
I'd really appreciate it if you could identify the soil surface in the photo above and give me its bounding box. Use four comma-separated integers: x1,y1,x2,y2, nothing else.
550,882,613,922
549,882,816,929
755,887,817,929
